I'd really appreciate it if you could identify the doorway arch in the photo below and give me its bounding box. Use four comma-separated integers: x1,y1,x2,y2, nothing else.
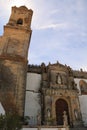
55,98,70,125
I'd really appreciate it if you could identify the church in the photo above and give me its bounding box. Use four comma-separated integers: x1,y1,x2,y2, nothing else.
25,63,87,127
0,6,87,128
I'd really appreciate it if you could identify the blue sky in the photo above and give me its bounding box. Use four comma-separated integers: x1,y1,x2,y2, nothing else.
0,0,87,71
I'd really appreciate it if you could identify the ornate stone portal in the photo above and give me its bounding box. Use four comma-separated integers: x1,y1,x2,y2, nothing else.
41,63,83,127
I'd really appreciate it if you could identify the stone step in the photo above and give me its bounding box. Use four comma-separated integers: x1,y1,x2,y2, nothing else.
70,127,87,130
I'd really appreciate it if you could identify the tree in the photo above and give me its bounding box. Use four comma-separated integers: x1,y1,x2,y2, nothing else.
0,113,22,130
0,114,5,129
0,92,22,130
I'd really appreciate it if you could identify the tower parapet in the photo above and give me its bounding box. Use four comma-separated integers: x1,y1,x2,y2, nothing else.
7,6,33,29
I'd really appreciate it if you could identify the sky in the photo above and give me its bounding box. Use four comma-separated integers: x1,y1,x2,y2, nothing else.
0,0,87,71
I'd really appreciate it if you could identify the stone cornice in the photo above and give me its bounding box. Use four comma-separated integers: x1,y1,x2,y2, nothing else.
0,54,27,64
4,25,32,33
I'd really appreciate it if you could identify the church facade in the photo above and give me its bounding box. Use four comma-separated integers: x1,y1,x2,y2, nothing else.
25,63,87,127
0,6,87,128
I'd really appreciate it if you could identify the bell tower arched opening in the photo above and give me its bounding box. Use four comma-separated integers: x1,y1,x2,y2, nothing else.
17,18,23,25
55,98,70,125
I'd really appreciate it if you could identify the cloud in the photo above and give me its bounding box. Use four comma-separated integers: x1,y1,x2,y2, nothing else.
34,23,69,30
0,0,87,70
50,9,60,15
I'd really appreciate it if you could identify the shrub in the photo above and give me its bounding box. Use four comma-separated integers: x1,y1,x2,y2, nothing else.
0,113,22,130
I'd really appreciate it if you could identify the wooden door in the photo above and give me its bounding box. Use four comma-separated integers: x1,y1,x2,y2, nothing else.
56,99,70,125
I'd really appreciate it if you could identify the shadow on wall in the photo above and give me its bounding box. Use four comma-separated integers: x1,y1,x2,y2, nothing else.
0,63,18,114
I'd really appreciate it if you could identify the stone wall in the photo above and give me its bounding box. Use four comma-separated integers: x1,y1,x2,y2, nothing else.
0,59,27,116
0,6,33,116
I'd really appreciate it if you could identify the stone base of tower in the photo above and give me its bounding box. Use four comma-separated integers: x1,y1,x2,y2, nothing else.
0,59,27,117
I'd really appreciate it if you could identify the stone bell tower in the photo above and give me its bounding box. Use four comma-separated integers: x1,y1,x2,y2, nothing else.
0,6,33,116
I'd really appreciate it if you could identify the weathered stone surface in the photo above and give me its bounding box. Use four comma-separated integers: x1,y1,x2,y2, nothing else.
0,6,33,116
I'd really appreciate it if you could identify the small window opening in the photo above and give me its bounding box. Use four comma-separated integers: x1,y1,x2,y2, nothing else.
17,18,23,25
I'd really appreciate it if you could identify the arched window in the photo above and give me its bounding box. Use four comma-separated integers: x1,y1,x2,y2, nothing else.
79,80,87,94
17,18,23,25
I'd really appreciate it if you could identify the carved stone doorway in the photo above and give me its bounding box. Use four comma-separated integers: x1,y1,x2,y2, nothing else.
55,99,70,125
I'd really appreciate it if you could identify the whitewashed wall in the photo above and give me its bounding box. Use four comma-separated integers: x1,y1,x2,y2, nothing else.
79,95,87,126
0,102,5,115
24,73,41,125
74,78,87,126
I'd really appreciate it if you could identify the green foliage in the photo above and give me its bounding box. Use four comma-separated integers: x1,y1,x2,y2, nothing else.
23,116,30,125
0,114,22,130
0,114,5,129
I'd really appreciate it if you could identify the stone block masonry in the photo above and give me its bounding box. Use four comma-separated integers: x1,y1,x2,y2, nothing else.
0,6,33,117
